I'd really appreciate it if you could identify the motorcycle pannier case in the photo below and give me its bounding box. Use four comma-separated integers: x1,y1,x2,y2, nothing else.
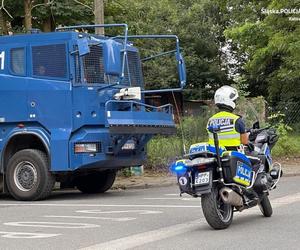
222,151,253,187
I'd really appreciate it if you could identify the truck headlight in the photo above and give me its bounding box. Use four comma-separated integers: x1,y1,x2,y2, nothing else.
74,142,100,153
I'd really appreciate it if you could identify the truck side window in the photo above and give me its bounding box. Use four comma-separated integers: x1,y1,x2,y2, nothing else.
11,48,25,75
32,44,67,79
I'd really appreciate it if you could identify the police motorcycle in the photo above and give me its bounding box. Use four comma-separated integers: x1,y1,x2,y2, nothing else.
171,122,282,229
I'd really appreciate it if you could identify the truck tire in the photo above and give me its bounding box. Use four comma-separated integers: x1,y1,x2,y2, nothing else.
75,170,116,194
259,195,273,217
5,149,55,201
201,186,233,230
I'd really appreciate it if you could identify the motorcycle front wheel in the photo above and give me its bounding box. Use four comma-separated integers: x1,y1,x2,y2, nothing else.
201,185,233,230
259,195,273,217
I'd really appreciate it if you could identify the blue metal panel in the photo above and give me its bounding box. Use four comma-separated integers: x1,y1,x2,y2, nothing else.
69,126,146,170
103,40,122,75
27,78,72,129
50,128,71,171
0,32,75,45
107,111,174,127
72,86,120,131
77,38,90,56
105,100,175,129
0,52,29,124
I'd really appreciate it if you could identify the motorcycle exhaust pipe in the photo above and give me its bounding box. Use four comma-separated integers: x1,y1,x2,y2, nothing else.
219,187,243,207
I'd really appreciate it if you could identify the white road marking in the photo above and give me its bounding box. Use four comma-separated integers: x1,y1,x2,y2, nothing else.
44,215,135,222
143,197,196,201
0,231,60,239
4,221,100,229
1,192,300,209
80,192,300,250
79,219,204,250
0,204,200,208
164,194,179,196
76,209,163,215
272,192,300,207
239,193,300,216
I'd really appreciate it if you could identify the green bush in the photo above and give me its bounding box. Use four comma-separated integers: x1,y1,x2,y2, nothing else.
146,115,209,170
178,115,209,144
267,112,300,157
272,134,300,157
146,114,300,170
146,136,183,170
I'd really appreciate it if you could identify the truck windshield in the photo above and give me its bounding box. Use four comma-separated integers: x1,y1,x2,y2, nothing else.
75,44,144,87
82,45,104,84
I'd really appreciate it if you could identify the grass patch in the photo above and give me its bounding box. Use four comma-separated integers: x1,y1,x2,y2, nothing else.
272,134,300,157
146,116,300,170
146,115,209,170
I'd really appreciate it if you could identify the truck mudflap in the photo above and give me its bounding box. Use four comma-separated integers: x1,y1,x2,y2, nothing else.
105,100,176,135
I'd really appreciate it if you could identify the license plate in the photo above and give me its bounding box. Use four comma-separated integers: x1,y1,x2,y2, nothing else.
194,171,210,185
122,140,135,150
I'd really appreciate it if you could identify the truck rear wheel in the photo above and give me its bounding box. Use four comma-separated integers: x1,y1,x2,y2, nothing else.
5,149,55,201
201,186,233,230
75,170,116,194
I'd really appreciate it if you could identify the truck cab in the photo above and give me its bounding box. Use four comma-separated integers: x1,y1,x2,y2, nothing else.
0,24,186,200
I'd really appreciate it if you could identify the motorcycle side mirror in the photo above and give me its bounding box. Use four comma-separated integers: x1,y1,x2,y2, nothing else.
253,121,260,129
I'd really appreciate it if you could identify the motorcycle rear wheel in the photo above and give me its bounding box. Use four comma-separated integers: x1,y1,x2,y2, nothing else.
259,195,273,217
201,186,233,230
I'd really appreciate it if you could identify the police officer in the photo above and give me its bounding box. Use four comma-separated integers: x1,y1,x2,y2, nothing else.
207,85,248,150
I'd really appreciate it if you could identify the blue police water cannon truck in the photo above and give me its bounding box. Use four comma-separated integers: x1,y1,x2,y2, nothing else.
0,24,186,200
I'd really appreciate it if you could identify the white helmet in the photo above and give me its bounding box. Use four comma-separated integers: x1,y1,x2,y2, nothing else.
214,85,239,110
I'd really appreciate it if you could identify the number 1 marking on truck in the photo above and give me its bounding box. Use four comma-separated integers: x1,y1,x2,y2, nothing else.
0,51,5,70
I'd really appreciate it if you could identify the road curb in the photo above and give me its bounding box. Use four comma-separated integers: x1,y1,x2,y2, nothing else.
112,180,177,190
114,169,300,190
282,173,300,177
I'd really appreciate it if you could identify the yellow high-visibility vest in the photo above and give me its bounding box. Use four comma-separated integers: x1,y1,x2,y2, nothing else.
207,111,241,147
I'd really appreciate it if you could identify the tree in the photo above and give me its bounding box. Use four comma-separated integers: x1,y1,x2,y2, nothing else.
0,0,94,33
0,0,234,101
107,0,232,99
24,0,32,30
94,0,104,35
224,0,300,104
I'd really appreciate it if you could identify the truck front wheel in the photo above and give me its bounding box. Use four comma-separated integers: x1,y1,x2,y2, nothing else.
5,149,55,201
75,170,116,194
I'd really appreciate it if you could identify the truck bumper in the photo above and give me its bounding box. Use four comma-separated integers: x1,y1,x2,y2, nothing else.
105,100,176,135
68,127,147,171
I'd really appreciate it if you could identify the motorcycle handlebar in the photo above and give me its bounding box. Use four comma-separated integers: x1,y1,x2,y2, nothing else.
246,126,271,134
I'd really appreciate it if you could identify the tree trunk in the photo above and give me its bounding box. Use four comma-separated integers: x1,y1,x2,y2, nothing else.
43,17,52,32
24,0,32,31
42,0,52,32
0,10,8,35
94,0,104,35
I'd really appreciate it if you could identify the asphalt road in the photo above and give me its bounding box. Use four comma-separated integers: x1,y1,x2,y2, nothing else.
0,176,300,250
